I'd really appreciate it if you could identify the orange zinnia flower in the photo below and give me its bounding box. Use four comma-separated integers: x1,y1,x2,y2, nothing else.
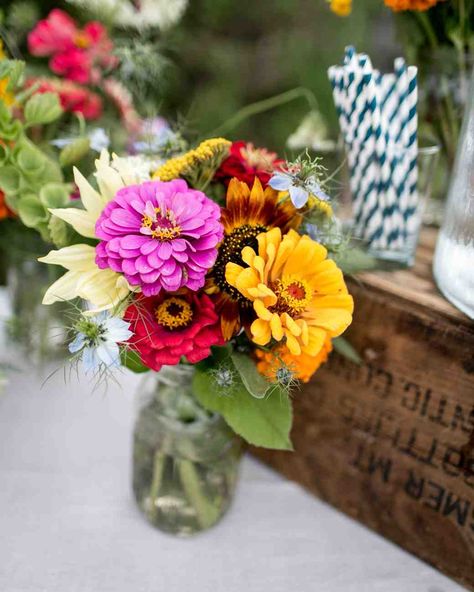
255,337,333,384
384,0,443,11
207,177,301,340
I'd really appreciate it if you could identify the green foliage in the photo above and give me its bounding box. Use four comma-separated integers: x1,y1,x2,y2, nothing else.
0,59,75,245
333,246,377,275
193,348,293,450
24,92,63,126
121,349,150,373
59,137,91,167
333,337,362,365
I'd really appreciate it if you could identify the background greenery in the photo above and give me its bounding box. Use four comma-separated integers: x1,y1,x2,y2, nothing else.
162,0,401,151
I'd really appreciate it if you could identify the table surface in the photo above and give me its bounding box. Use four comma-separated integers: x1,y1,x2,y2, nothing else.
0,350,469,592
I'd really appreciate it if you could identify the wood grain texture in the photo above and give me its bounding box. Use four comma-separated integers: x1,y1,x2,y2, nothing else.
252,228,474,590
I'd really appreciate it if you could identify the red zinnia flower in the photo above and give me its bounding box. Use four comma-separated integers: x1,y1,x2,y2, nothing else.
215,141,284,188
25,77,103,120
124,292,224,371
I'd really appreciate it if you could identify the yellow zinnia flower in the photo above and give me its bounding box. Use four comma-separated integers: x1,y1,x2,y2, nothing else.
255,337,333,384
39,152,147,312
225,227,353,357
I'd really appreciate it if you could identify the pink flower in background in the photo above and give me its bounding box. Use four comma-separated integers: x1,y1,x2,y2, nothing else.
95,179,224,296
103,79,141,133
28,9,117,84
25,78,103,120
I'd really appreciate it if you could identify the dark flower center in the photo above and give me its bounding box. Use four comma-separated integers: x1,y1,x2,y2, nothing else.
213,224,267,304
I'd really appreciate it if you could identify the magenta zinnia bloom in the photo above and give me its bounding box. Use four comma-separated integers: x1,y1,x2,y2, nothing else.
95,179,224,296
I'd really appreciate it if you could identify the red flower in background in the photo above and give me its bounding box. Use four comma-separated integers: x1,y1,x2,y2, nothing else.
124,292,224,371
25,78,103,120
27,9,117,85
215,140,284,187
0,190,15,220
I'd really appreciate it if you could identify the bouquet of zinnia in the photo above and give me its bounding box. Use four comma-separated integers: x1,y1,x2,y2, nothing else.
39,138,354,450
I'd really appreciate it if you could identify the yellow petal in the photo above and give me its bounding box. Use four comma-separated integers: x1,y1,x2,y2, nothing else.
49,208,97,239
270,313,284,341
281,312,302,337
304,327,327,356
251,318,272,346
225,262,244,288
284,331,301,355
254,299,272,321
309,308,353,336
39,244,96,271
235,267,260,300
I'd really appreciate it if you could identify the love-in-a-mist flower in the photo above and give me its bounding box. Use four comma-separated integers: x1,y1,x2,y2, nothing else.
69,311,133,372
124,291,224,371
269,170,330,209
95,179,223,296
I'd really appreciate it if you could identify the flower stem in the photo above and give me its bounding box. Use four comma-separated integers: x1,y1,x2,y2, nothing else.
206,87,319,137
178,459,220,529
148,449,166,522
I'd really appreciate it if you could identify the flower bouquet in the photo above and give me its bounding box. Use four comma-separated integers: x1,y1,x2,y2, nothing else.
39,137,354,534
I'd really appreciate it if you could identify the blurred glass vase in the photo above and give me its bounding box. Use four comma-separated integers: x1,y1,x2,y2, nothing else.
132,366,242,535
433,69,474,319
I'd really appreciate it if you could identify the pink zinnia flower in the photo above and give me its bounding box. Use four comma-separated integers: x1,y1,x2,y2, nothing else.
28,9,117,84
25,77,103,120
95,179,224,296
124,292,224,371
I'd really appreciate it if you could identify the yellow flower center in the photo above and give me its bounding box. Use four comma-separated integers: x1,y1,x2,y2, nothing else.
74,32,91,48
273,277,312,315
155,297,193,330
141,206,181,241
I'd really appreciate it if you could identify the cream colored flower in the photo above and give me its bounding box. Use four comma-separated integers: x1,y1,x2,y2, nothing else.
40,151,150,311
39,245,130,312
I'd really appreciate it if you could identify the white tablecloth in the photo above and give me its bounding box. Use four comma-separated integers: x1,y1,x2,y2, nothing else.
0,357,467,592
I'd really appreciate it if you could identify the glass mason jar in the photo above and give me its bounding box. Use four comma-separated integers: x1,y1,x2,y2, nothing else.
433,68,474,319
132,366,242,535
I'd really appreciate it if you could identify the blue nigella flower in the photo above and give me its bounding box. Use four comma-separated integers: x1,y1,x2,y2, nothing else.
269,171,330,209
69,311,133,373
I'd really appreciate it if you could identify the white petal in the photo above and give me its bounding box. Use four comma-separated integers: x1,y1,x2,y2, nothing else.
73,167,105,219
39,244,96,271
289,185,309,208
96,343,121,368
69,333,86,353
49,208,97,239
42,271,82,305
268,174,292,191
82,347,100,372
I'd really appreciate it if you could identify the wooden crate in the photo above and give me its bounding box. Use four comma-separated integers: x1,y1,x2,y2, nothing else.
252,228,474,590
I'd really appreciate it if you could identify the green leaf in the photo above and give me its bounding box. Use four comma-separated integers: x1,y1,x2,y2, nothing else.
333,247,377,275
0,60,24,89
15,143,46,177
193,367,293,450
0,165,21,194
231,352,272,399
39,183,71,208
121,349,149,373
17,194,48,228
59,137,90,167
333,337,361,365
24,92,63,126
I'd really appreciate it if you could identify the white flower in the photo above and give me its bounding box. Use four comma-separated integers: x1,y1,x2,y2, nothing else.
269,171,330,209
39,150,150,312
287,111,336,152
66,0,187,30
69,311,133,372
51,129,110,153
